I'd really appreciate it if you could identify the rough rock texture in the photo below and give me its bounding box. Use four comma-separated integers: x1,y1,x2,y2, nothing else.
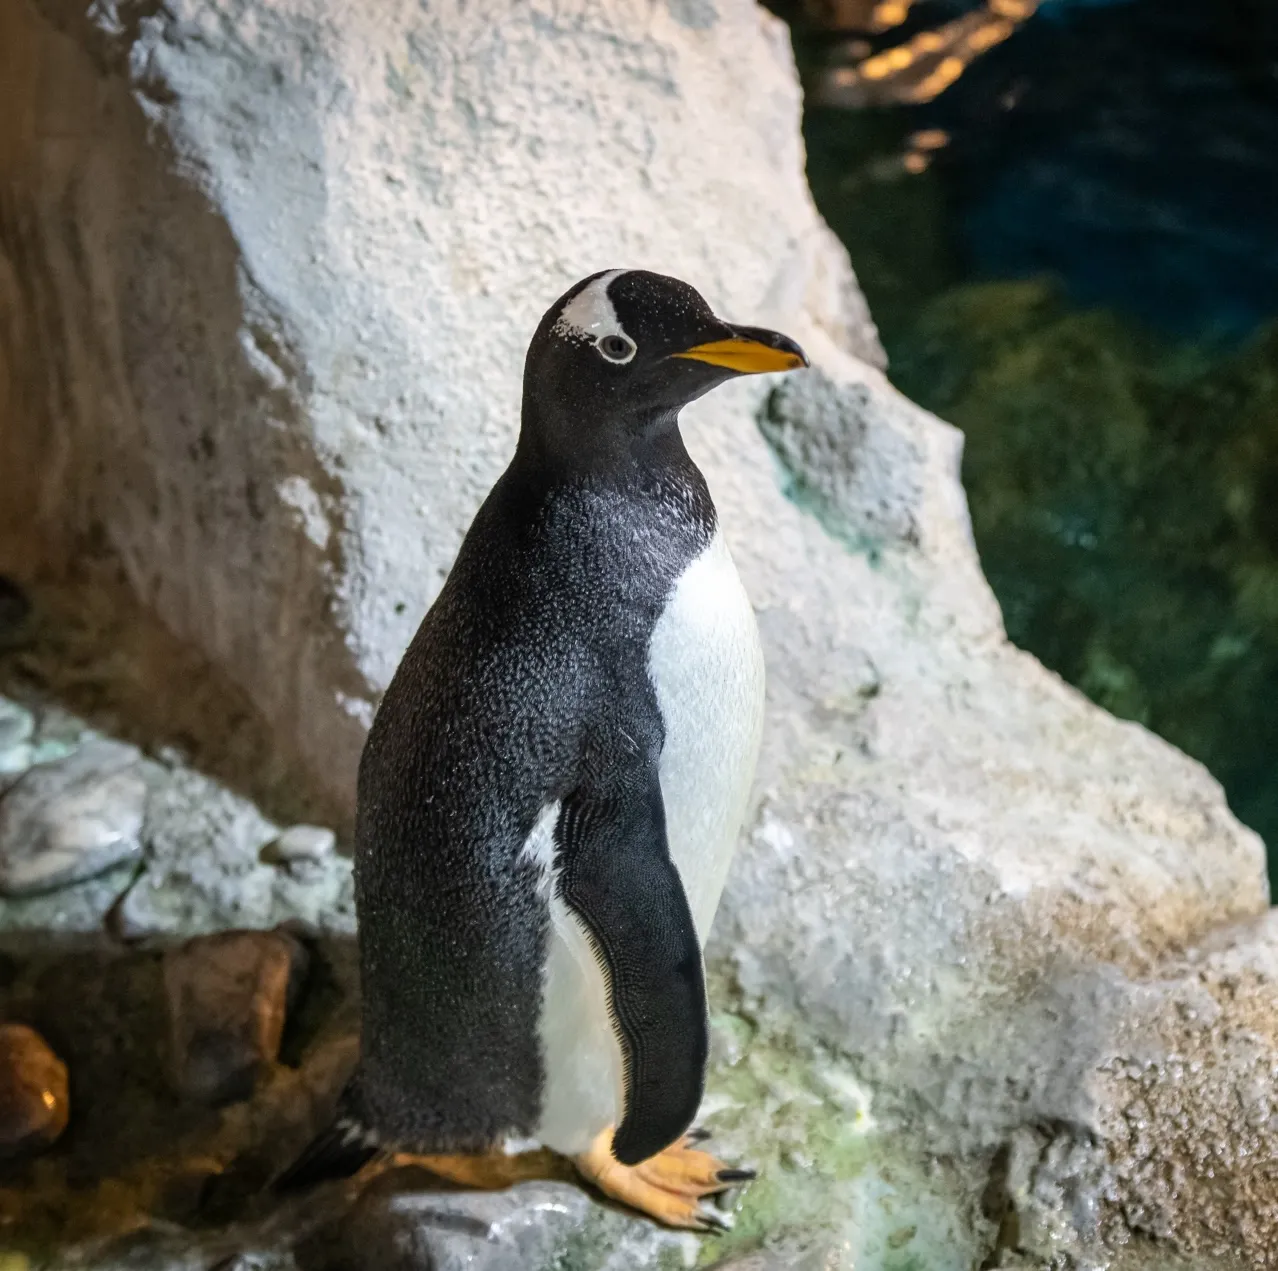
0,1022,69,1159
0,738,147,896
113,760,354,940
0,700,355,943
297,1172,648,1271
0,0,884,821
0,0,1273,1268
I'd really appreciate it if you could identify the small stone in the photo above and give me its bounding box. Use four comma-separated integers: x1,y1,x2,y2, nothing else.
0,739,148,897
0,1023,70,1159
261,824,336,867
163,929,309,1105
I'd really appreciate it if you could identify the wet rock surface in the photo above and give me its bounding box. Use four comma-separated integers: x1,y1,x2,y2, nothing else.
164,929,310,1105
0,1022,69,1159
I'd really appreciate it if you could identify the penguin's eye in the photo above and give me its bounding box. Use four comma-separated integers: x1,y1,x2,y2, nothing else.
596,333,636,364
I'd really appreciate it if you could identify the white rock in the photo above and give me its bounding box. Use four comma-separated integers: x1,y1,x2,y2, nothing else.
114,763,354,940
261,823,336,866
0,0,882,815
0,739,147,896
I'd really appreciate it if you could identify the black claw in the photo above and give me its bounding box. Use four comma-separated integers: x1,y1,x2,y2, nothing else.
715,1167,756,1184
685,1126,712,1143
696,1206,733,1233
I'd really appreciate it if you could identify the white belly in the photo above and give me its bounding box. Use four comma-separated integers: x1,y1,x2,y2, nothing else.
532,531,766,1155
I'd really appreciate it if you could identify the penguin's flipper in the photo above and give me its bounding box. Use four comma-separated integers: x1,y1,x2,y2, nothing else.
555,767,708,1168
272,1080,381,1191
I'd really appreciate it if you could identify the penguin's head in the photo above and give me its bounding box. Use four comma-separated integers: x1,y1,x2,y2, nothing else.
518,269,808,471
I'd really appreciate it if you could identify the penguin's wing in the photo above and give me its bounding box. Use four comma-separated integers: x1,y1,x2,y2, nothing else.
555,757,707,1167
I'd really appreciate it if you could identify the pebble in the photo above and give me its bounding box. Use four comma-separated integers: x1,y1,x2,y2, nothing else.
0,1023,70,1159
0,739,147,896
163,929,309,1105
260,824,336,867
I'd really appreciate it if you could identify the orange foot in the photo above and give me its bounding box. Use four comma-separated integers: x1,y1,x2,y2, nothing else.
572,1125,754,1231
392,1146,566,1190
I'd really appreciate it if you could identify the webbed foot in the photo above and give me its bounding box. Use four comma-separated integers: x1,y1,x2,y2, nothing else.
572,1125,753,1231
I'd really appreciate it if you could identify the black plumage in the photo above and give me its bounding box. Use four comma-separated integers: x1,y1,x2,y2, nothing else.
277,270,806,1188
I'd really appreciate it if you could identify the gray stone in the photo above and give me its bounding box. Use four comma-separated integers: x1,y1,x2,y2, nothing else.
295,1168,692,1271
115,761,354,939
759,369,931,551
163,928,309,1105
310,1175,595,1271
262,824,337,868
0,738,147,896
0,1022,70,1158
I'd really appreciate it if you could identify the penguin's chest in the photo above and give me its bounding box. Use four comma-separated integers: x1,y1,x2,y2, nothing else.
530,531,764,1155
645,531,766,940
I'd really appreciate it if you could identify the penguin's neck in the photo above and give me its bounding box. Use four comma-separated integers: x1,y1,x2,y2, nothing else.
504,410,716,547
512,406,702,498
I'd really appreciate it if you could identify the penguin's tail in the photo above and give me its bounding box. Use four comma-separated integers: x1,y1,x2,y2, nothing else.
273,1077,382,1191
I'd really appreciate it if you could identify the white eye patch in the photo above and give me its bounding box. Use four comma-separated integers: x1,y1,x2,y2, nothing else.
552,269,637,363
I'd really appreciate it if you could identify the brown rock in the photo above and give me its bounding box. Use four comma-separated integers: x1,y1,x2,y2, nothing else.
163,929,309,1105
0,1023,70,1158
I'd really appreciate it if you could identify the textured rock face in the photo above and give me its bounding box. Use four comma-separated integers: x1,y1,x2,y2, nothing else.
0,0,882,817
0,0,1273,1267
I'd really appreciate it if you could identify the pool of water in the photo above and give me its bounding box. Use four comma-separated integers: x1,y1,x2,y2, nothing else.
771,0,1278,885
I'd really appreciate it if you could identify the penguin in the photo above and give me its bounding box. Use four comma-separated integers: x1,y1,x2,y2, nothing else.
276,269,807,1230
